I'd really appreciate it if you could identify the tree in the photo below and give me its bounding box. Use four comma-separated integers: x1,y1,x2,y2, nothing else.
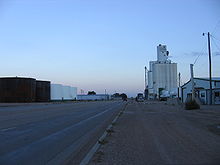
88,91,96,95
120,93,128,100
112,93,121,98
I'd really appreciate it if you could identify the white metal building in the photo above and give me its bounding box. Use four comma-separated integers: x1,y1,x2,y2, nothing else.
77,94,109,101
51,84,77,101
181,78,220,104
147,44,177,99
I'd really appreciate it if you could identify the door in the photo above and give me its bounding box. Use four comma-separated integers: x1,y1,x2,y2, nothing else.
214,91,220,104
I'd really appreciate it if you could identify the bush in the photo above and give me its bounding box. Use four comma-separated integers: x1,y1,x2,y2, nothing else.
185,99,200,110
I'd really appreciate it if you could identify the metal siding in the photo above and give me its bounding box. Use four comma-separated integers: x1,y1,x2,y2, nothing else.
153,63,177,96
148,71,153,89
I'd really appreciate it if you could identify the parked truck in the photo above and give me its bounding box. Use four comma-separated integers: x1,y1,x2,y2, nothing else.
136,93,144,102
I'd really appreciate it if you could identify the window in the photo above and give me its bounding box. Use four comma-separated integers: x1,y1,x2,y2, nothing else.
214,92,220,97
201,93,205,97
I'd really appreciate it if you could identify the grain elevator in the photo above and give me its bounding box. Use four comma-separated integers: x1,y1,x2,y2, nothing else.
147,44,177,99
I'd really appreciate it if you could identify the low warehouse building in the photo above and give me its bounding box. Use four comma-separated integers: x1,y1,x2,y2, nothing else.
181,77,220,104
77,94,109,101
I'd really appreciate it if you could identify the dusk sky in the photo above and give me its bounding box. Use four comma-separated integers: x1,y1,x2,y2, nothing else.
0,0,220,97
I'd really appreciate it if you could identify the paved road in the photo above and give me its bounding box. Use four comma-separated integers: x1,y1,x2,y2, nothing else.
90,101,220,165
0,101,124,165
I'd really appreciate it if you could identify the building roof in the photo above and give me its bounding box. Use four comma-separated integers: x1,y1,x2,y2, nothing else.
0,77,36,80
181,77,220,88
195,77,220,81
77,94,108,96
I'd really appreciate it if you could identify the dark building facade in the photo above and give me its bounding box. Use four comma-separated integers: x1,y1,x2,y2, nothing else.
0,77,51,103
36,80,51,102
0,77,36,102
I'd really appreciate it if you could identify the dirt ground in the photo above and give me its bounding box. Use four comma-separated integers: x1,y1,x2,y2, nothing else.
89,100,220,165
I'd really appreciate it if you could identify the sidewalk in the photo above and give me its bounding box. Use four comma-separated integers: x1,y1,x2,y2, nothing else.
89,101,220,165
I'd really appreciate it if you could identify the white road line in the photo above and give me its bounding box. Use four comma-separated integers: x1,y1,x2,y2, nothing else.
80,102,127,165
0,127,16,132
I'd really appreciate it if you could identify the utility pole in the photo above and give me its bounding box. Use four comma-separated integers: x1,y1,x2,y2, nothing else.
190,64,195,101
144,66,148,99
105,89,107,100
178,72,181,99
203,32,212,105
208,32,213,105
144,66,147,89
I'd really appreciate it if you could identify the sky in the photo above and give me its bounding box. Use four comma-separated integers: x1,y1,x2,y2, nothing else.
0,0,220,97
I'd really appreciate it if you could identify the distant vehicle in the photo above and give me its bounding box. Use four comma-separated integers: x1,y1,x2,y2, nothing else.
136,93,144,102
159,96,167,101
159,89,169,101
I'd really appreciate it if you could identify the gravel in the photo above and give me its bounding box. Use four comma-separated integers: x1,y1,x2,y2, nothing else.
89,101,220,165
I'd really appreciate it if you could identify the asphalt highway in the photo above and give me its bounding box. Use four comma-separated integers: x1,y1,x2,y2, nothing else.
0,101,124,165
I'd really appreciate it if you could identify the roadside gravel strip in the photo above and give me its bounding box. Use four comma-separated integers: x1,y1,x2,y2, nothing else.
89,101,220,165
80,102,128,165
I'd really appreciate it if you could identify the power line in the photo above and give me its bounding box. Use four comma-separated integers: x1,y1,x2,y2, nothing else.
193,42,207,65
212,37,220,52
192,20,220,65
211,20,220,35
211,35,220,43
193,34,220,65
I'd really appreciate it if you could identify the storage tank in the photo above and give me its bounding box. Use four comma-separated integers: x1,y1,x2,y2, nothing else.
63,86,72,100
36,80,51,102
0,77,36,102
70,87,77,100
51,84,63,101
51,84,77,101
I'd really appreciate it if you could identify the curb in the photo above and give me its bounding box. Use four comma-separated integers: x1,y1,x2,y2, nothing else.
79,102,127,165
